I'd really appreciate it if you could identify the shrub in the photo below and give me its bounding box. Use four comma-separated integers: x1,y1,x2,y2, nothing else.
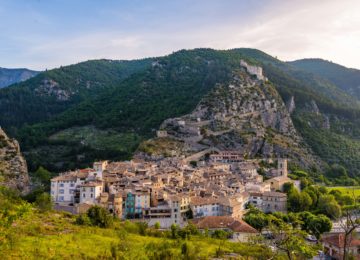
136,222,148,236
75,214,91,226
86,206,113,228
154,222,160,229
35,192,53,212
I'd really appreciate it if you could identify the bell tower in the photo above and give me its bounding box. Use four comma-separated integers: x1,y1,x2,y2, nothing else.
278,159,288,177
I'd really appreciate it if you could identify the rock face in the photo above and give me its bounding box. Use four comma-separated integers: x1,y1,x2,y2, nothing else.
141,66,318,168
35,78,72,101
0,127,29,193
286,96,296,114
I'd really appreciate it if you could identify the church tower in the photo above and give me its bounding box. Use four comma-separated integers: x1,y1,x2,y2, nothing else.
277,159,288,177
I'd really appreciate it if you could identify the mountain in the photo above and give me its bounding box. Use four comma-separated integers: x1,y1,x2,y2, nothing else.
0,59,153,129
138,60,317,168
0,127,29,193
289,58,360,100
1,48,360,181
0,67,39,88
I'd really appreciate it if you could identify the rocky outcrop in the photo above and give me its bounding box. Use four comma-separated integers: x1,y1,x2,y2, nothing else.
0,127,29,193
286,96,296,114
35,78,72,101
143,66,318,168
323,115,330,129
306,100,320,114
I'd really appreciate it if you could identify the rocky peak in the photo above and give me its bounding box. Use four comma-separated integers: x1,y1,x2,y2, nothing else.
140,67,318,168
0,127,29,193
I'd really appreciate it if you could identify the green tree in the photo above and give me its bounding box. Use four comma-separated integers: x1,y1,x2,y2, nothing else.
243,208,269,232
86,205,113,228
34,166,52,187
318,195,341,219
299,192,313,211
283,182,295,194
288,189,301,212
35,192,53,212
270,222,318,260
326,164,348,179
212,229,231,239
298,212,332,238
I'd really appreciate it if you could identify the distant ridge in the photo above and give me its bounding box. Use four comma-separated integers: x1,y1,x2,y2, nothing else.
0,67,39,88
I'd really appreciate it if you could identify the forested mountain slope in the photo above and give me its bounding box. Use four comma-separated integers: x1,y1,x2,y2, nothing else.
289,58,360,100
1,48,360,180
0,59,152,129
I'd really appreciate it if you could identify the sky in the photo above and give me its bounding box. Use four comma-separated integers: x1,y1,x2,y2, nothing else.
1,0,360,70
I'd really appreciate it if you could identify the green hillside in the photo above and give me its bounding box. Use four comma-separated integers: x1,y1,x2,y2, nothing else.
1,48,360,178
0,59,152,129
0,187,272,259
289,58,360,100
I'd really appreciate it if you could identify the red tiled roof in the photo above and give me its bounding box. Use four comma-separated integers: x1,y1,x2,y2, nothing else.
322,234,360,248
191,216,258,233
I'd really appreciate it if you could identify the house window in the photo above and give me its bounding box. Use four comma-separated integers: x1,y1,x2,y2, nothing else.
70,183,75,187
90,193,93,198
59,196,64,201
60,183,64,187
91,188,94,192
83,193,85,198
59,189,64,194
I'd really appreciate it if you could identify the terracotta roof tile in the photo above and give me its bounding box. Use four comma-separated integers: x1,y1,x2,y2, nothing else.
191,216,258,233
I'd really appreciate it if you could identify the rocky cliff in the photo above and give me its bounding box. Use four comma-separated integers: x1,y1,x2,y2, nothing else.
139,64,319,168
0,127,29,192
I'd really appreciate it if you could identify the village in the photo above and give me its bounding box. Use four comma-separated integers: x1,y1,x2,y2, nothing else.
50,151,295,239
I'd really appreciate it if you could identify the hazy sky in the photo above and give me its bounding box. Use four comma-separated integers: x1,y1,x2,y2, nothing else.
1,0,360,70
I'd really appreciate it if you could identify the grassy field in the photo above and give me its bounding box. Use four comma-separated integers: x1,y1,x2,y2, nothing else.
0,210,272,259
327,186,360,197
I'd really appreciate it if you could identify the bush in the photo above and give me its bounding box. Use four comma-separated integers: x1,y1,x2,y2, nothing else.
154,222,160,229
75,214,91,226
35,192,53,212
136,222,148,236
86,206,113,228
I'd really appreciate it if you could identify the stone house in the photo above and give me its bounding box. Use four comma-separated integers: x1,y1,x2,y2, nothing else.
191,216,258,242
261,191,287,213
